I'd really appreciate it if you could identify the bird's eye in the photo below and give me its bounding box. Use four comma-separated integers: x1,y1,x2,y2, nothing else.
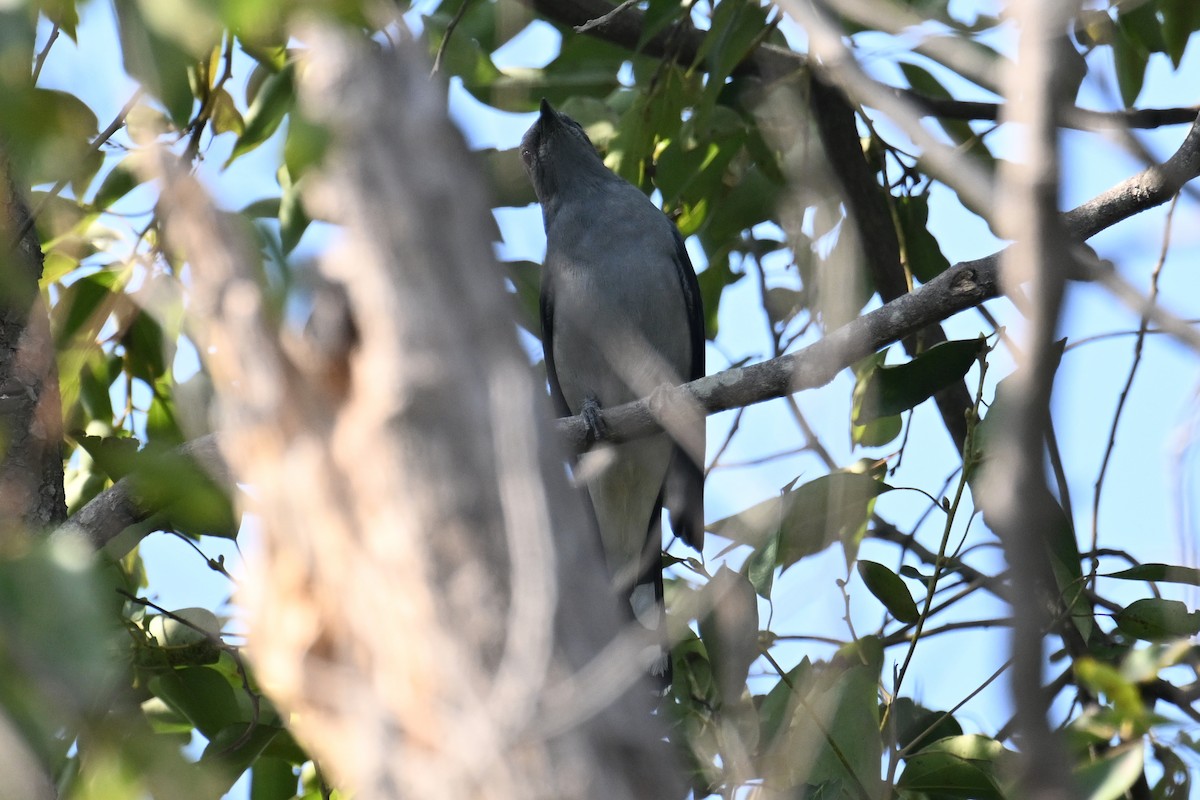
520,147,533,167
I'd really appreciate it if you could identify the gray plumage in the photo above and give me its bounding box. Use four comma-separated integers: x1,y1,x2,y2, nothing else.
520,100,705,658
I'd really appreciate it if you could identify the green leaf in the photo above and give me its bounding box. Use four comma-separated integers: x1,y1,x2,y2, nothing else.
250,757,298,800
283,113,329,180
897,735,1008,798
0,538,124,765
709,471,892,569
1114,598,1200,641
149,666,243,739
278,180,308,255
1075,742,1144,800
1103,563,1200,586
698,567,759,707
857,560,919,623
113,0,196,124
0,88,99,187
74,434,140,481
54,270,123,345
854,338,984,424
229,61,294,165
201,723,285,796
761,639,884,793
894,193,953,283
742,528,779,598
38,0,80,39
127,445,240,538
888,697,962,752
121,309,168,381
1161,0,1200,67
758,657,813,747
92,155,144,210
1112,22,1149,107
209,86,245,136
898,63,994,168
1118,3,1166,54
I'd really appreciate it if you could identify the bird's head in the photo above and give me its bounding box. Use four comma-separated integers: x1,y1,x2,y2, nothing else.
520,99,611,206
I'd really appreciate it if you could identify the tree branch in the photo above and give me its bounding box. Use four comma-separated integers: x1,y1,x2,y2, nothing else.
554,110,1200,452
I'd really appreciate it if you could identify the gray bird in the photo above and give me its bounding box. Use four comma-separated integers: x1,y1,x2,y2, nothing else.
520,100,705,671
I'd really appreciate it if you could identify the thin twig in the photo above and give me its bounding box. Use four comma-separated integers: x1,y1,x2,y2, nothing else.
1090,195,1178,589
575,0,638,33
430,0,472,76
31,24,60,84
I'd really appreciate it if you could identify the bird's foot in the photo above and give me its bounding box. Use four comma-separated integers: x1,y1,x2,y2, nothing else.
580,394,607,444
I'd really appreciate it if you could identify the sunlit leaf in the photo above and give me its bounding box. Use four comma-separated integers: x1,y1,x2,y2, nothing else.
709,471,891,569
1075,742,1144,800
114,0,196,124
228,61,294,165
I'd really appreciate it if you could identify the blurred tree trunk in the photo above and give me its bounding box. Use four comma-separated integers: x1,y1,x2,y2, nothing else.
158,25,685,800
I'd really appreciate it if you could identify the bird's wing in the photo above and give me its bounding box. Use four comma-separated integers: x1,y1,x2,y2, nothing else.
539,266,572,419
666,227,706,551
671,226,706,384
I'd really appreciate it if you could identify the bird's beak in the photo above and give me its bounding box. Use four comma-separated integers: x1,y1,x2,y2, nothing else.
539,98,555,120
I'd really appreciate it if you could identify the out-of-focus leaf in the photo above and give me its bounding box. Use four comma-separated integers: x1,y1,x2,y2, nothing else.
698,567,758,708
278,179,308,255
1075,742,1144,800
761,639,884,793
857,560,919,623
38,0,80,39
897,735,1009,799
889,697,963,752
126,445,239,538
1103,563,1200,586
250,757,298,800
241,197,281,219
854,338,984,424
1074,658,1151,735
1118,3,1165,54
1114,598,1200,641
113,0,196,124
758,657,812,748
202,724,284,796
121,309,168,381
228,61,294,165
608,69,691,184
54,270,124,344
894,193,953,283
709,470,891,570
283,113,329,179
92,155,147,210
74,434,140,481
696,252,741,340
0,537,124,765
899,63,994,168
1162,0,1200,67
209,86,244,136
0,88,98,186
1112,22,1149,107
